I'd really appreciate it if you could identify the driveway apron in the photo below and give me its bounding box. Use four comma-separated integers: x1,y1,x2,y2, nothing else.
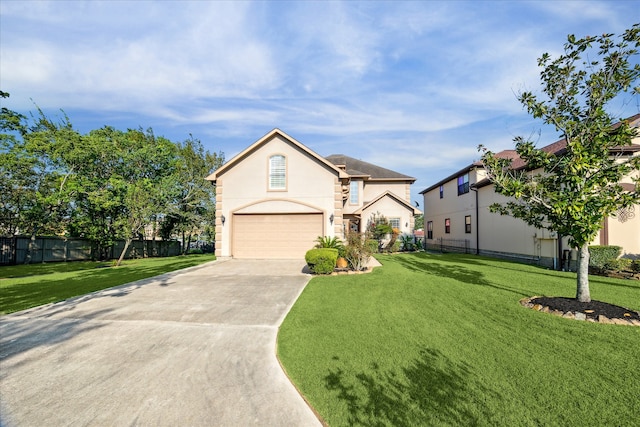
0,259,322,427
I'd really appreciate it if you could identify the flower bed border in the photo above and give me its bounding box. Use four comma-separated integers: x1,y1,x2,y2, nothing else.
520,296,640,326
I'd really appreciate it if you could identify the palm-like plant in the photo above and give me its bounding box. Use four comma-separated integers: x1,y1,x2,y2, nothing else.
315,236,346,258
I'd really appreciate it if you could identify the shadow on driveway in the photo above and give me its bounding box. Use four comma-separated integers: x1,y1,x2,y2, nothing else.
0,259,321,427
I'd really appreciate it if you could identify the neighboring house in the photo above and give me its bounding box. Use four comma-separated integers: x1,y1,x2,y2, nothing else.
420,114,640,269
206,129,421,259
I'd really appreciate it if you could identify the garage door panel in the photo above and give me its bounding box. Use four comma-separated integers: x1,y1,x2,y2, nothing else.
233,214,322,259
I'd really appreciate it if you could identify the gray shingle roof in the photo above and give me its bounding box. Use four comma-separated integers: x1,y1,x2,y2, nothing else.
325,154,415,181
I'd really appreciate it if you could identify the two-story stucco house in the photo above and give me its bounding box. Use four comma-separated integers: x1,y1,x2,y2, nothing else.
420,114,640,269
206,129,421,259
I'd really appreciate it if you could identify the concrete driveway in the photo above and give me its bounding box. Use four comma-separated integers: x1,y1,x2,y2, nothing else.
0,259,322,427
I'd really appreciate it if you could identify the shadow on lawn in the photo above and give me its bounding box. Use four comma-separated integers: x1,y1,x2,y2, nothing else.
325,347,495,426
390,253,531,297
396,252,640,294
0,257,212,315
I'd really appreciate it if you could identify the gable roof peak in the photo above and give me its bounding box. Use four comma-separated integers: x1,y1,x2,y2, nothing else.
206,128,348,182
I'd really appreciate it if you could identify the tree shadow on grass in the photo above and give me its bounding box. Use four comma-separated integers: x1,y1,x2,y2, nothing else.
393,252,559,277
389,253,532,298
0,257,214,315
587,276,640,291
325,347,496,426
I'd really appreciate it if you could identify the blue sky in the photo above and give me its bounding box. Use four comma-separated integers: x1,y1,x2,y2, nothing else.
2,1,639,204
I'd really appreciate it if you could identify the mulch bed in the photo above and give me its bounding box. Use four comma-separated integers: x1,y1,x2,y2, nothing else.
521,296,640,326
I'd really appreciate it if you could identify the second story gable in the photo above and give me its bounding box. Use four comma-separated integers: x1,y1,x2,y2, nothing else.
325,154,416,213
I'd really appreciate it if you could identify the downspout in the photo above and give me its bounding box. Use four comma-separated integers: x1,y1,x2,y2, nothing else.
471,186,480,255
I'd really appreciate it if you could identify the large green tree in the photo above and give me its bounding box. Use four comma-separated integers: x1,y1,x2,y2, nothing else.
0,91,29,236
1,95,223,263
159,136,224,253
62,126,178,265
110,128,179,265
1,97,80,261
480,25,640,302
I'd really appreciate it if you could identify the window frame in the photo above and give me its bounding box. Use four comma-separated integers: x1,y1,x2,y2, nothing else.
445,218,451,234
268,154,287,191
457,173,469,196
349,180,359,205
465,215,471,233
389,217,401,230
439,185,444,199
427,221,433,239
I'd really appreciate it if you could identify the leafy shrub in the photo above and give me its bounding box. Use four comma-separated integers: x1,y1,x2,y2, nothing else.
415,238,423,250
187,248,204,254
365,239,379,254
603,257,632,272
399,234,415,251
314,236,346,258
367,212,393,240
305,248,338,274
345,231,374,271
588,246,622,269
632,260,640,273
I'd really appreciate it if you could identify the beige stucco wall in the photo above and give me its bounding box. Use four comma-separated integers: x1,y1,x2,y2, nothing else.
595,212,640,258
361,195,416,236
423,152,640,266
215,135,340,257
363,182,410,204
477,187,562,265
604,151,640,258
422,169,479,248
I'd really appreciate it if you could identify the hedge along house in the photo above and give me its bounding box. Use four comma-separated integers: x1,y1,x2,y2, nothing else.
206,129,421,259
420,114,640,270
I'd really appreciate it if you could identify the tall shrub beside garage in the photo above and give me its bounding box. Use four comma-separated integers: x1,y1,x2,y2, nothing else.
305,248,338,274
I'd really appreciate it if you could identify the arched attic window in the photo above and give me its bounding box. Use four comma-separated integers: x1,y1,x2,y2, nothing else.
269,154,286,190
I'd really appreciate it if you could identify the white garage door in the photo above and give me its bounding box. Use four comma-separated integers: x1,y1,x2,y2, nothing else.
232,213,323,259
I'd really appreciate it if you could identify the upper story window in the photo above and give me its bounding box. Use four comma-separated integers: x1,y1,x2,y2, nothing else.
439,185,444,199
350,180,359,204
457,173,469,195
269,154,286,190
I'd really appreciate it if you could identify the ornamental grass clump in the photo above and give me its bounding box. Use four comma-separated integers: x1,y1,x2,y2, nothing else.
314,236,346,258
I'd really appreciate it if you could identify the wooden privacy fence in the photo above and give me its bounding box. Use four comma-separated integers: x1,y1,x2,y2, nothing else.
0,236,182,265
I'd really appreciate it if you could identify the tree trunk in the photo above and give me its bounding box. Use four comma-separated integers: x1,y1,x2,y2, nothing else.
24,233,37,265
186,232,192,255
116,238,132,267
576,243,591,302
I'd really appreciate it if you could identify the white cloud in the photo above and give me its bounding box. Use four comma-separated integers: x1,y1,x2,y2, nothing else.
1,1,280,110
2,0,638,199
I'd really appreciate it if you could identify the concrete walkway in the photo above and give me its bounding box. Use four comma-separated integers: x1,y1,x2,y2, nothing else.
0,259,322,427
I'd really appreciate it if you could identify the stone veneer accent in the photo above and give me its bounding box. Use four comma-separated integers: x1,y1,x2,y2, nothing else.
215,183,223,256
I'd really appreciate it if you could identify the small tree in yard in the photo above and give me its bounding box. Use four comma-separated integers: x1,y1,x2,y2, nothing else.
344,231,374,271
480,25,640,303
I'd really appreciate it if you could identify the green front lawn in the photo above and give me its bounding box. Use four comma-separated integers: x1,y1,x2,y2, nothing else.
278,252,640,426
0,254,216,315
